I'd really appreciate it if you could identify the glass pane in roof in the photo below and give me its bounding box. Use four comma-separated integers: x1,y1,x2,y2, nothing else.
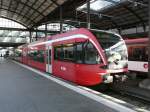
91,0,113,11
77,0,121,11
0,18,26,29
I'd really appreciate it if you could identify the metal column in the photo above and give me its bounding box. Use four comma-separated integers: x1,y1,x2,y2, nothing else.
60,6,63,33
29,30,32,43
36,28,38,41
45,23,47,39
118,28,121,35
87,0,90,29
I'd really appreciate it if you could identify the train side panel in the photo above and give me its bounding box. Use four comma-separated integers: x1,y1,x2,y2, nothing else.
52,39,76,82
125,38,148,73
28,45,46,72
53,60,76,82
75,64,103,86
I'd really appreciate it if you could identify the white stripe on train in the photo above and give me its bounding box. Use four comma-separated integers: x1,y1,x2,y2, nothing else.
28,34,88,47
28,34,106,64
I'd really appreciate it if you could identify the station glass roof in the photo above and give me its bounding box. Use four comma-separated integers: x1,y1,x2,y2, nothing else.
0,18,26,29
0,0,67,28
77,0,122,11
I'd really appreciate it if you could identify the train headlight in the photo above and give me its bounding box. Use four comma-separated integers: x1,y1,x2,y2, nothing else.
103,74,113,83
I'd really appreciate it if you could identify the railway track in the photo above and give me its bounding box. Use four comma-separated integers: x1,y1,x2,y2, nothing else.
103,89,150,111
110,80,150,103
104,85,150,111
86,83,150,112
110,87,150,103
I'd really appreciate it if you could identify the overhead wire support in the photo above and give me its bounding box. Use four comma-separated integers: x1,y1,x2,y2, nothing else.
50,0,63,33
59,6,63,33
45,20,48,39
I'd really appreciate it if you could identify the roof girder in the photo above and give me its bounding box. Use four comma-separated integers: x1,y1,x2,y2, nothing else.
0,7,36,26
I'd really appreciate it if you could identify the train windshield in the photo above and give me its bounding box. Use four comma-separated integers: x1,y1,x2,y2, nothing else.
92,31,120,49
92,30,128,70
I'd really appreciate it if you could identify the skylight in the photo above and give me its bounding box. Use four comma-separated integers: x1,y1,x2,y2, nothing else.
0,18,26,29
77,0,122,12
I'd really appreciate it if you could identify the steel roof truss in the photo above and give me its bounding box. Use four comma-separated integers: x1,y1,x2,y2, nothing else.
16,0,29,20
20,0,40,23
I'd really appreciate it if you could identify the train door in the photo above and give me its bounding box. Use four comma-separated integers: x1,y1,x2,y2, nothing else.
22,47,28,64
53,43,76,82
46,45,52,74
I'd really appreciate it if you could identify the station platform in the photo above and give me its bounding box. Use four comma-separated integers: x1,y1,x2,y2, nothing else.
0,58,135,112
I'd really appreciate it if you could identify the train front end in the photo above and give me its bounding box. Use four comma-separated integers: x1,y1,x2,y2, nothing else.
91,30,128,83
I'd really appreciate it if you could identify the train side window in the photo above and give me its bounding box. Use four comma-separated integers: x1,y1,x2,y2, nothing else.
28,50,45,63
15,49,22,57
37,50,45,63
132,48,143,61
28,50,35,59
54,46,64,60
84,42,101,64
76,43,83,63
132,48,139,61
63,44,74,61
144,47,148,61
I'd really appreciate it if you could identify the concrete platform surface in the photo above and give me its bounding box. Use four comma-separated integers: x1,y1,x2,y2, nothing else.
0,58,132,112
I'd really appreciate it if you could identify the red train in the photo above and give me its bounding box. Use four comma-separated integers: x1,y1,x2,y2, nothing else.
14,28,128,86
125,38,148,73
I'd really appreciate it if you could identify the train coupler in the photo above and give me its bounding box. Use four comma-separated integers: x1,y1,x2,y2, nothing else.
114,74,128,82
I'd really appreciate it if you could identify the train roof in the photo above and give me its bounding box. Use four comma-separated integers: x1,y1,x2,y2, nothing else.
47,28,121,40
90,29,121,37
28,28,123,47
125,38,148,44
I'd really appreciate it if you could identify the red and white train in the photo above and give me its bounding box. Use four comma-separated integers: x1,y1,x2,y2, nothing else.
14,28,128,86
125,38,148,73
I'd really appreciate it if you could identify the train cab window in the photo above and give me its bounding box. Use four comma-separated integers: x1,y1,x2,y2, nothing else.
63,44,74,61
84,42,101,64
